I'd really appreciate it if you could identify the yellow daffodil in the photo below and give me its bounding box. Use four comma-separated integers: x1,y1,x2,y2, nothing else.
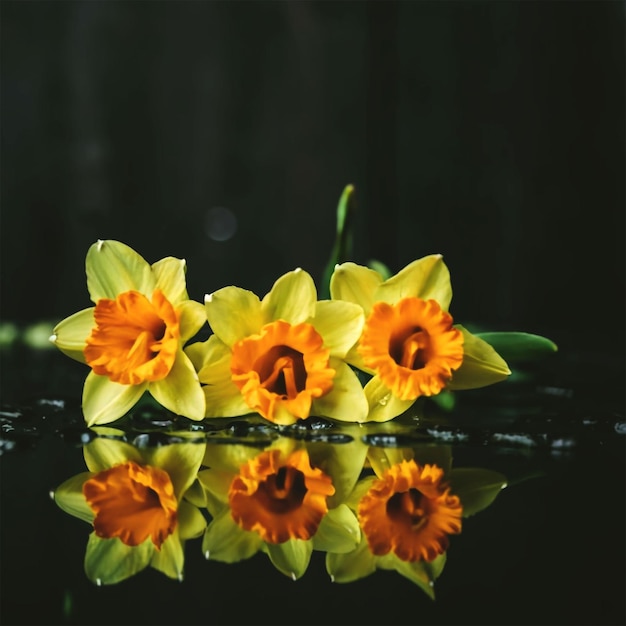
330,255,511,421
198,439,361,579
358,460,462,562
326,444,507,597
186,268,368,425
50,240,207,425
53,432,207,584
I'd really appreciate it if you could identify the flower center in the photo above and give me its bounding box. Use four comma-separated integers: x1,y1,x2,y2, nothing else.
386,488,429,531
230,320,335,422
358,297,464,400
83,461,178,550
358,461,463,562
228,449,335,544
84,289,180,385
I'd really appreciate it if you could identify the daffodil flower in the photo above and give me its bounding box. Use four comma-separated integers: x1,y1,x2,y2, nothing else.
330,255,511,421
186,268,368,425
53,432,207,585
50,240,207,425
198,439,361,579
326,444,507,597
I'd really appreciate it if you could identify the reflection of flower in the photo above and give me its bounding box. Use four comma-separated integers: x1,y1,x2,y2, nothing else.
83,461,178,549
53,434,207,584
50,240,207,425
330,256,511,421
187,268,368,425
327,445,507,597
358,460,462,562
229,448,334,543
199,442,361,579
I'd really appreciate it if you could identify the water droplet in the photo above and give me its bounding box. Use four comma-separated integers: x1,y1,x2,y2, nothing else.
95,578,102,587
205,551,210,560
290,572,297,581
378,394,390,406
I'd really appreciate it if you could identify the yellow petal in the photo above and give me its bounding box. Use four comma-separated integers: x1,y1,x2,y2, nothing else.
330,262,382,315
177,500,208,540
151,257,188,304
82,371,146,426
363,375,415,422
312,300,364,357
262,268,316,324
84,437,143,472
196,337,251,417
313,505,361,554
326,534,377,583
149,531,184,581
148,351,205,420
86,240,155,302
50,308,94,363
53,472,95,524
312,359,369,422
178,300,207,342
205,286,263,347
84,532,153,585
448,327,511,390
264,538,313,580
376,255,453,310
202,509,263,563
142,441,206,501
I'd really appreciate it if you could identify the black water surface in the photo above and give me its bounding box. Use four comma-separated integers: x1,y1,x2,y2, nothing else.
0,347,624,626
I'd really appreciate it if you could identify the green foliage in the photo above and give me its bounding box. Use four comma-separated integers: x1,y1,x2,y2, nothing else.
320,184,356,299
476,332,558,363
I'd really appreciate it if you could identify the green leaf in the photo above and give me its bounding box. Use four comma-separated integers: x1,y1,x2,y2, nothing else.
367,259,392,280
320,184,356,299
448,468,507,517
476,332,558,362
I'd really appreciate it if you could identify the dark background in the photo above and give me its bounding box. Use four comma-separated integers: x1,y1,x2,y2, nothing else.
1,0,624,359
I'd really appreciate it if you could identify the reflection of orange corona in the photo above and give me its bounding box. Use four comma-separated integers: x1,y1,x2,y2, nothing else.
83,461,178,549
84,289,180,385
228,449,335,543
358,460,462,562
358,297,464,400
230,320,335,422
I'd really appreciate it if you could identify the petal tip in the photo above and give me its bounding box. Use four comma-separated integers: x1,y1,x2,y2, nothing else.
204,293,213,303
96,239,105,251
48,334,57,343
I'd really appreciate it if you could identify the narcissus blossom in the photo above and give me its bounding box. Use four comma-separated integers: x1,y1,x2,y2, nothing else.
53,434,207,584
187,268,369,425
358,460,463,562
50,240,207,425
330,255,511,421
198,442,361,579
